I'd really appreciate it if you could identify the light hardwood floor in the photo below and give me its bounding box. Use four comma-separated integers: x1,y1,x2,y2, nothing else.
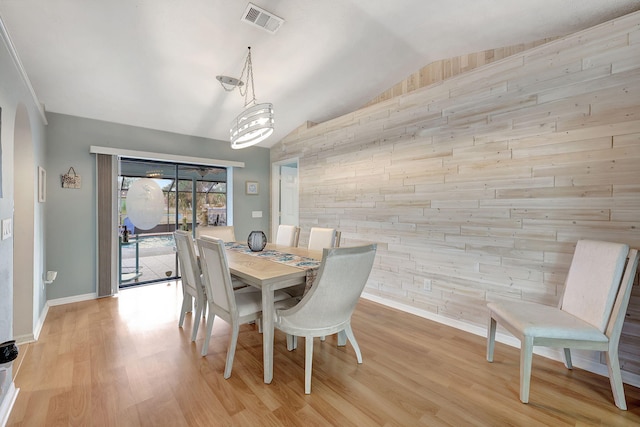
8,282,640,426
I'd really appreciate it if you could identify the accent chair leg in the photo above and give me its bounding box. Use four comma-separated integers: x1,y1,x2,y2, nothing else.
344,325,362,363
305,336,314,394
286,334,297,351
337,330,347,346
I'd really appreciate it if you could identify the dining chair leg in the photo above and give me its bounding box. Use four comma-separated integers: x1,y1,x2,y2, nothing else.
562,348,573,369
179,295,192,328
486,316,497,362
224,323,240,379
190,301,203,341
520,336,534,404
606,346,627,410
201,306,216,356
305,336,314,394
344,326,362,363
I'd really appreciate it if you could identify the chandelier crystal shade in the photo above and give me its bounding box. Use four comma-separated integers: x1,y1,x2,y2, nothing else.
218,47,274,149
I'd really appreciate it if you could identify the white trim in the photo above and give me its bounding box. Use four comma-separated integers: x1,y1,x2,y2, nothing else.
33,290,49,341
89,146,245,168
47,293,96,307
0,14,47,125
361,292,640,389
0,382,18,427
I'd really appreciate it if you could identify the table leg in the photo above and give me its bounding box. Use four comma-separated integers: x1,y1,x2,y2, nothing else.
262,287,275,383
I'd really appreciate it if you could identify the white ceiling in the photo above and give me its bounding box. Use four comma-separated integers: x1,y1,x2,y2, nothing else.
2,1,639,148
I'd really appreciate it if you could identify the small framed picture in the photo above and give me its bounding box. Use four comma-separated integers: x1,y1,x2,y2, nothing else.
38,166,46,203
245,181,259,195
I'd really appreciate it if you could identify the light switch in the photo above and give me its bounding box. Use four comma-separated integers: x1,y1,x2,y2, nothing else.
1,218,12,240
252,211,263,218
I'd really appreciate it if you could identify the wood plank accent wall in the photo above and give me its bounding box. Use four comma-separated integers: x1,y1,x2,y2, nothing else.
364,38,559,108
271,12,640,377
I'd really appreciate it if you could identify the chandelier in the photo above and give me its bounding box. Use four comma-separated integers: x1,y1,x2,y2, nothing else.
217,47,274,149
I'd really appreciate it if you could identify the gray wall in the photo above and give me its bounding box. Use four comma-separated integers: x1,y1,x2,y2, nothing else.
0,32,48,409
45,113,270,300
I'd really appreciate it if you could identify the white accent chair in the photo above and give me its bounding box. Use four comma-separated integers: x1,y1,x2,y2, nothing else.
274,244,377,393
196,225,236,242
486,240,639,410
308,227,341,250
275,224,300,247
196,236,294,378
174,230,206,341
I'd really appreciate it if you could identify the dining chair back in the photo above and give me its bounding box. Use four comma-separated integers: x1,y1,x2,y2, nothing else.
275,224,300,247
196,236,264,378
196,225,236,242
486,240,639,410
274,244,377,393
174,230,206,341
308,227,340,250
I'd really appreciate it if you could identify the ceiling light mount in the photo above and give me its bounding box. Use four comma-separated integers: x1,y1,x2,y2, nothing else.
216,75,244,91
220,46,274,149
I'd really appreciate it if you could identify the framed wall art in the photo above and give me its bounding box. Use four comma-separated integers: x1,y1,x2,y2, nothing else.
245,181,259,195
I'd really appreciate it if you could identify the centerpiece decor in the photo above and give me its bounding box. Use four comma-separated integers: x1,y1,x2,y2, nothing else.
247,230,267,252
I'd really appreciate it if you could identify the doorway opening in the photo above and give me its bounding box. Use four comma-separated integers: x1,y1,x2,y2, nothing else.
118,158,229,288
271,158,299,238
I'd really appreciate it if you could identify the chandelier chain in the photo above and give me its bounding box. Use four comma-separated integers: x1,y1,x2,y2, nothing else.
238,47,257,107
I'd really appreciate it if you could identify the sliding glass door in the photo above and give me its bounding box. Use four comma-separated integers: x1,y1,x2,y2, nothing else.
117,159,228,288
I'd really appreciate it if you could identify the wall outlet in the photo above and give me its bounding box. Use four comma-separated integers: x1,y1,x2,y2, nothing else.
423,278,432,292
1,218,12,240
252,211,263,218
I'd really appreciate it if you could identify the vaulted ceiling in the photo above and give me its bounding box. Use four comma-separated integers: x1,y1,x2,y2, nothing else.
1,1,638,148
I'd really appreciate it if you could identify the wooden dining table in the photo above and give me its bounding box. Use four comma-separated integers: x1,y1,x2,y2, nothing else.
225,243,323,384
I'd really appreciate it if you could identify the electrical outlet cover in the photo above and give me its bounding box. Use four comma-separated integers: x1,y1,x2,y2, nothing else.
1,218,12,240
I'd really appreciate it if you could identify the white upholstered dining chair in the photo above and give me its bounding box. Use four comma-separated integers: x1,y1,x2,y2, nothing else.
308,227,341,250
196,225,236,242
275,224,300,247
174,230,206,341
274,244,377,393
486,240,639,410
196,236,295,378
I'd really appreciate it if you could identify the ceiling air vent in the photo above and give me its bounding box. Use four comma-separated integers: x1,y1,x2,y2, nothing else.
241,3,284,34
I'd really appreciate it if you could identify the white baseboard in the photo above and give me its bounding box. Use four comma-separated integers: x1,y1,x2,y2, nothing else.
14,294,97,346
12,333,35,346
47,292,96,307
361,292,640,389
14,303,48,345
14,294,96,345
0,383,18,427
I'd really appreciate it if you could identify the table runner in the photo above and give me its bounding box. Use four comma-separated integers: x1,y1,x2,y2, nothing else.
225,242,319,290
